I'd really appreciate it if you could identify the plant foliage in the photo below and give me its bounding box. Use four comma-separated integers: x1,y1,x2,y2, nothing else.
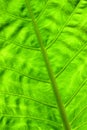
0,0,87,130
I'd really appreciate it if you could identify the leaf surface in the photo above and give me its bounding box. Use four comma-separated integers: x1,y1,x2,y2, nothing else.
0,0,87,130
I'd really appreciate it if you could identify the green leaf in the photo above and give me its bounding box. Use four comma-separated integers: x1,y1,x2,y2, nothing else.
0,0,87,130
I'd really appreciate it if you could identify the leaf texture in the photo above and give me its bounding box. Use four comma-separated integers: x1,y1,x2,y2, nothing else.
0,0,87,130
